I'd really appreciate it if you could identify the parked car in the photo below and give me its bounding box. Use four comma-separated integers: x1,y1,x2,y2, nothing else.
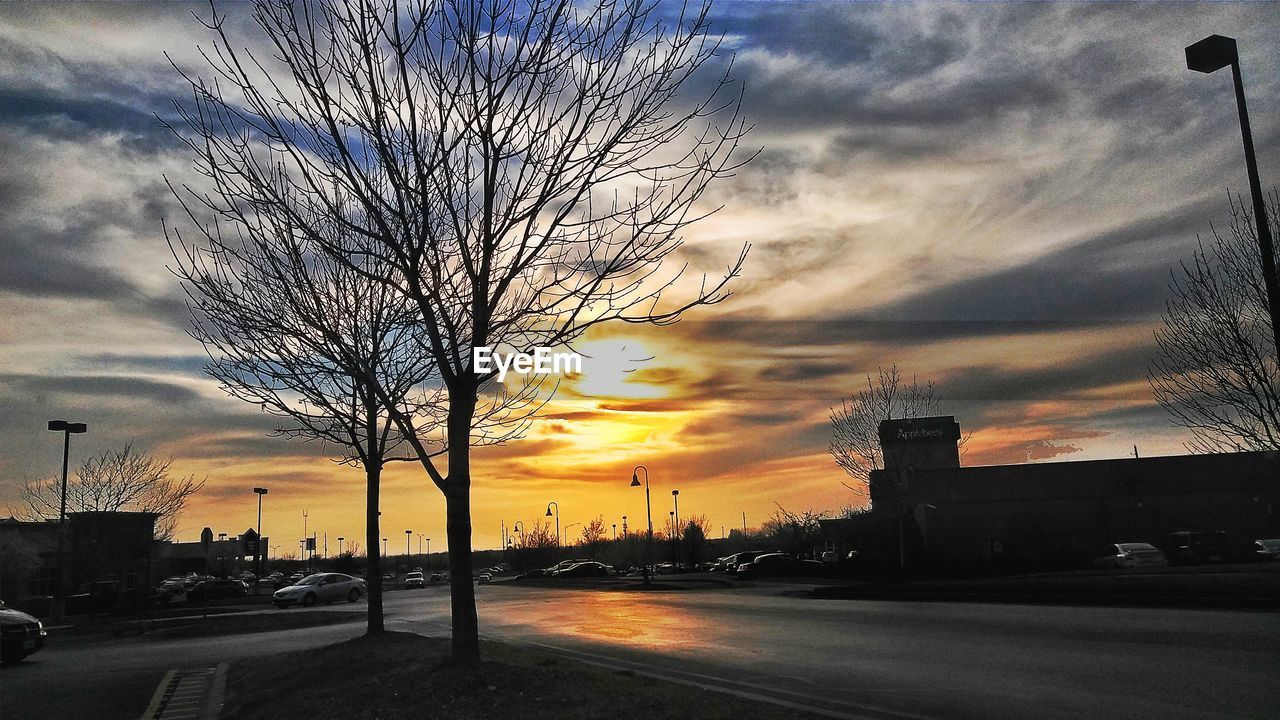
1164,531,1231,565
1091,543,1169,569
429,572,447,582
553,561,609,578
188,579,249,601
1251,538,1280,561
736,553,824,579
273,573,366,608
0,601,46,664
726,550,776,570
476,573,493,584
405,571,426,589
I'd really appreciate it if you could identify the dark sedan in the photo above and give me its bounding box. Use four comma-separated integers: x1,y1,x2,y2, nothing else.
187,578,249,601
735,553,824,579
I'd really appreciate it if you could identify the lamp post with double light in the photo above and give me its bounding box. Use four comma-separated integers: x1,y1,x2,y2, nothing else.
47,419,86,621
252,487,268,576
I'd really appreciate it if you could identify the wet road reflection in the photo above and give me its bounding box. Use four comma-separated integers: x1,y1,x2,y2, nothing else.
384,583,1280,720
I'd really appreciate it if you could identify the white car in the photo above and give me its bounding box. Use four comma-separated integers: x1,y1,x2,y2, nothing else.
273,573,365,608
405,571,426,588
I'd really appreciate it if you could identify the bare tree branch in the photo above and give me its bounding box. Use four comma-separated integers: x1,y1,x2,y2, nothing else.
1150,189,1280,453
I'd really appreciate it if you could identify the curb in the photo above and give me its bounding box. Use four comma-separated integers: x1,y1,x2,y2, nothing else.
201,662,229,720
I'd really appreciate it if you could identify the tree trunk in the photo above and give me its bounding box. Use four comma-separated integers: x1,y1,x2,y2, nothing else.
445,396,480,663
365,462,384,635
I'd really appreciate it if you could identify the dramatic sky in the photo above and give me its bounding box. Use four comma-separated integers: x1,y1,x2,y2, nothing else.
1,1,1278,552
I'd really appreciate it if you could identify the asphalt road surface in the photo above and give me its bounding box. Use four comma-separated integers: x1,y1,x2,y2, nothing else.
6,582,1278,719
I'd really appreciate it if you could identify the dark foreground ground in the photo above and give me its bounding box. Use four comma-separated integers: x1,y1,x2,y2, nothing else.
222,631,821,720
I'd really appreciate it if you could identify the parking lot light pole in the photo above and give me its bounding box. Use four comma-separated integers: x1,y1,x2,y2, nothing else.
338,536,344,554
253,487,268,576
1186,34,1280,363
630,466,653,586
47,419,86,621
672,489,680,563
405,530,412,566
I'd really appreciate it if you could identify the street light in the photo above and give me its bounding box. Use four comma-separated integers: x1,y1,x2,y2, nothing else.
671,489,681,564
630,465,653,585
338,536,345,554
382,537,388,557
253,487,268,576
416,533,425,556
405,529,412,564
1186,34,1280,362
47,419,86,621
612,523,617,540
426,537,431,572
545,501,560,547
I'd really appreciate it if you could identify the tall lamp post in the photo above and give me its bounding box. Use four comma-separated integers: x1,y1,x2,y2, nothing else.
425,537,431,573
545,501,560,548
252,487,268,576
1186,34,1280,362
671,489,681,563
405,529,412,565
630,465,653,586
47,419,86,621
338,536,345,554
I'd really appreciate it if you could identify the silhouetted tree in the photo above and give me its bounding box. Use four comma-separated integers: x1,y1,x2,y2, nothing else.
168,204,436,637
680,513,710,565
760,505,825,556
18,443,204,541
171,0,750,662
580,516,608,559
1150,190,1280,453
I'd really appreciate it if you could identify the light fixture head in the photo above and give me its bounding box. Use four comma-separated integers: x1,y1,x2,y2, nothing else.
1185,34,1237,74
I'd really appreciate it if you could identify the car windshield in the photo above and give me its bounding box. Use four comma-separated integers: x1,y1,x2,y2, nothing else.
296,574,324,586
1260,539,1280,551
1118,543,1158,553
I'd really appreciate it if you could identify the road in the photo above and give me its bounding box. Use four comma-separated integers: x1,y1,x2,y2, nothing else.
5,582,1279,719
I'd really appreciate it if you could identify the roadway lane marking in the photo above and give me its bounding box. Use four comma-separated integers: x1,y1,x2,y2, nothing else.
140,666,220,720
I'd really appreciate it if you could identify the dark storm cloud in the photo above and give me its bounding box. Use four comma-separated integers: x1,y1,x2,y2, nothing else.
0,86,173,150
0,373,201,405
937,344,1156,403
686,318,1136,349
871,196,1225,322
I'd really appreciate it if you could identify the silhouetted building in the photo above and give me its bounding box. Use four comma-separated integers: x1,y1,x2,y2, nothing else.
824,417,1280,573
0,517,58,607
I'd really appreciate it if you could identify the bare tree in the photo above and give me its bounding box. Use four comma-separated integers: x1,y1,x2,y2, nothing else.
760,505,825,556
168,204,437,635
829,365,946,496
1150,190,1280,453
680,512,710,565
171,0,749,661
18,444,204,541
579,515,607,559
